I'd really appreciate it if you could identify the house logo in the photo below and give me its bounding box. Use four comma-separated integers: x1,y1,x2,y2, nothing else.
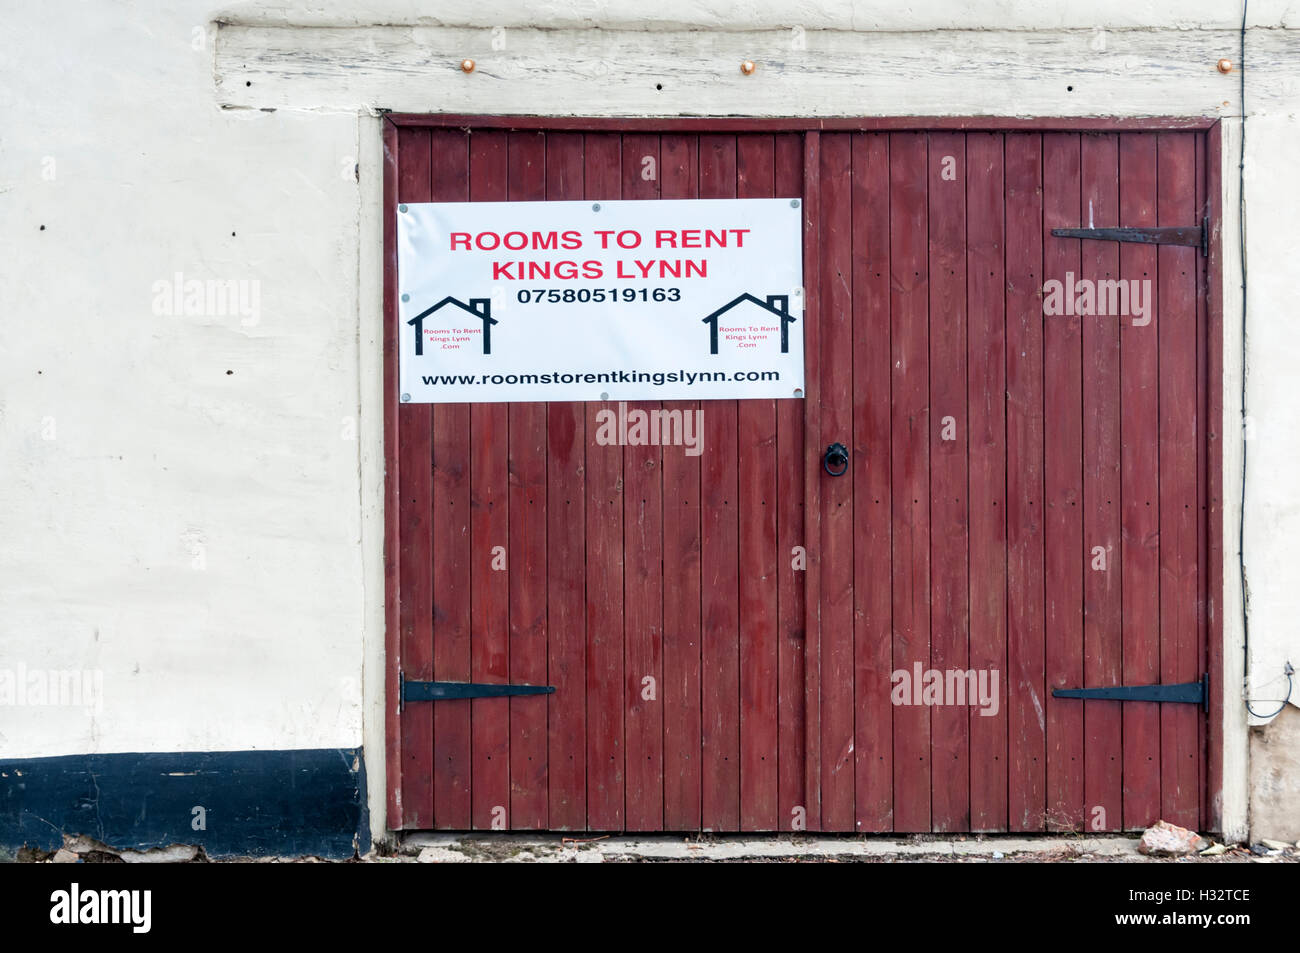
702,293,797,355
408,296,498,356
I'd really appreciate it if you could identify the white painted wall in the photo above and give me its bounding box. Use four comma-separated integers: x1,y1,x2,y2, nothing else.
0,2,367,756
2,0,1296,843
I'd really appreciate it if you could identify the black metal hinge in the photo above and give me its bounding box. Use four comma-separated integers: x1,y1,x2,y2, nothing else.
399,671,555,710
1051,217,1208,257
1052,673,1209,712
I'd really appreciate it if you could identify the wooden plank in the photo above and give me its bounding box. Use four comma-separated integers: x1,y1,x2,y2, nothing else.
389,115,1221,133
397,128,435,829
222,22,1292,120
698,133,741,831
816,132,855,831
1004,132,1046,832
621,132,665,832
544,133,587,830
801,131,823,830
851,131,893,832
659,133,703,831
773,132,806,833
382,118,403,830
506,130,549,830
1195,128,1210,832
889,131,931,832
431,130,474,831
1118,132,1162,830
1157,131,1201,830
966,131,1009,832
1079,132,1123,833
1205,122,1225,833
1042,132,1085,831
928,131,971,832
584,131,626,831
736,133,780,832
468,129,511,830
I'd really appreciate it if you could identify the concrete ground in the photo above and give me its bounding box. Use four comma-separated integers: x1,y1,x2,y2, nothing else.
371,832,1298,864
18,832,1299,863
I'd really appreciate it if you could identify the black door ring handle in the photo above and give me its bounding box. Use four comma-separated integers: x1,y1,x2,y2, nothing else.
824,442,849,476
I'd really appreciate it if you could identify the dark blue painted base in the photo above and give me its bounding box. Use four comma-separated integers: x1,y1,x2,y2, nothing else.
0,748,368,860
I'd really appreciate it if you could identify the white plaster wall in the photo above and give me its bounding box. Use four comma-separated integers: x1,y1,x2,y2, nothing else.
2,0,1297,843
0,2,367,756
1242,114,1300,724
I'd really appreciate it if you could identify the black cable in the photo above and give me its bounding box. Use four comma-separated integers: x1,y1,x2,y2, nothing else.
1248,672,1293,720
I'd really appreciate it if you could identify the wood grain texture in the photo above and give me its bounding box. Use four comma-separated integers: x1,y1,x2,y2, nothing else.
659,133,703,831
468,131,512,831
1205,121,1225,835
397,127,434,830
428,129,474,832
621,132,666,832
800,131,822,829
928,130,970,833
817,132,854,831
382,117,403,830
583,132,626,831
1004,132,1046,832
888,131,931,833
219,24,1292,119
737,133,780,832
851,131,893,833
1157,131,1201,831
506,130,549,830
544,132,587,830
387,121,1216,835
1079,132,1123,833
773,133,805,834
1042,132,1085,831
1118,132,1162,831
699,134,741,832
966,131,1008,832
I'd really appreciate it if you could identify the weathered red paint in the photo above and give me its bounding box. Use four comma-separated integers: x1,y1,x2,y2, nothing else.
384,120,1221,834
388,115,1219,132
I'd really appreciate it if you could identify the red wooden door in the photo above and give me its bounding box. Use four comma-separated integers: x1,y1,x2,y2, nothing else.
386,126,807,832
806,129,1213,833
385,122,1216,834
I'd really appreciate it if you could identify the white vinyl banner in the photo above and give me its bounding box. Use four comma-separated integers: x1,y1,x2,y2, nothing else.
396,198,804,403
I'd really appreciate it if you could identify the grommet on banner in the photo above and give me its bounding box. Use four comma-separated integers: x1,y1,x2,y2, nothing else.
460,58,476,73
